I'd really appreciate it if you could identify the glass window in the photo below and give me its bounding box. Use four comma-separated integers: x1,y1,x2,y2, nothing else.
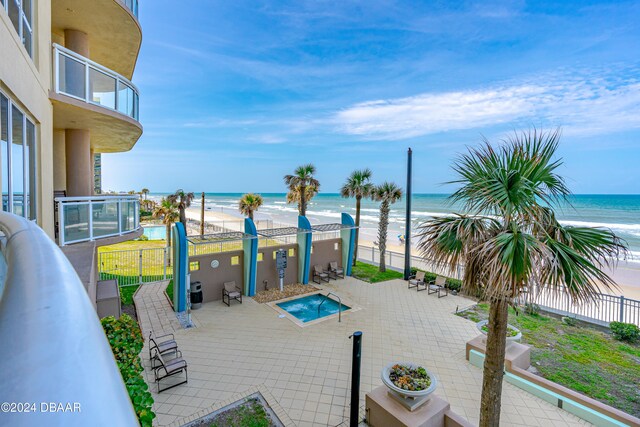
11,106,24,217
231,256,240,266
25,120,35,220
58,54,86,99
89,67,116,109
1,95,8,212
5,0,33,57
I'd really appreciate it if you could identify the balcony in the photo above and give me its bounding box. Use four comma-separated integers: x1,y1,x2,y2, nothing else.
51,0,142,79
51,44,143,152
55,195,141,246
0,212,138,425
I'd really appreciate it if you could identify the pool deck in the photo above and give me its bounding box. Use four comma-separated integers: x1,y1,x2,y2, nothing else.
135,277,590,427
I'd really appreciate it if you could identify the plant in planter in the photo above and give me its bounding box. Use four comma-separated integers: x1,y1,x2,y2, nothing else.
476,319,522,343
381,362,438,410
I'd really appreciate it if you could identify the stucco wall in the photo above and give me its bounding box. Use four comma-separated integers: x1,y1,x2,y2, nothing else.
256,244,299,291
190,250,244,303
310,238,343,271
0,0,54,237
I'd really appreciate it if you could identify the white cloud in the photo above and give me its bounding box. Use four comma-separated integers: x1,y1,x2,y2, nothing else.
334,70,640,140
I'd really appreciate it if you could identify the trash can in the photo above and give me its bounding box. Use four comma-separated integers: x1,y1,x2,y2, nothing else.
190,281,203,309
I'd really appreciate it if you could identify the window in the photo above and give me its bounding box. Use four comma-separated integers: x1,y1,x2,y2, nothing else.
189,261,200,272
272,251,277,260
231,256,239,266
334,242,340,251
288,248,295,257
3,0,34,57
257,252,263,262
0,92,37,220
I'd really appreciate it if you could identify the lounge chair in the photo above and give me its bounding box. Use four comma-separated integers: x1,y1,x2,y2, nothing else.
329,261,344,279
153,349,188,393
148,330,178,362
427,275,449,298
313,265,330,284
222,281,242,306
408,271,425,290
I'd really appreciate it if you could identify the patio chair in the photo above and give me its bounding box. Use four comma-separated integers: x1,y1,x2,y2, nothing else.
148,330,178,363
313,265,330,284
153,349,188,393
427,275,449,298
329,261,344,279
222,281,242,306
408,271,425,290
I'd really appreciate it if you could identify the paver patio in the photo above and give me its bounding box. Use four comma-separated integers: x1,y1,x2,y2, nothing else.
134,277,590,427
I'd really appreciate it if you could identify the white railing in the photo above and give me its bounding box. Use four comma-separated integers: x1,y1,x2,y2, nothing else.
53,44,140,121
358,244,640,327
0,212,138,426
56,195,140,246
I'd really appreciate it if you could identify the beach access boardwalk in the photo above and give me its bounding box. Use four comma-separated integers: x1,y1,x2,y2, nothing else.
134,277,590,427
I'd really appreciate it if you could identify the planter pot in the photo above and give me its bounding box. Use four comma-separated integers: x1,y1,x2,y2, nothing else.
476,320,522,343
381,362,438,411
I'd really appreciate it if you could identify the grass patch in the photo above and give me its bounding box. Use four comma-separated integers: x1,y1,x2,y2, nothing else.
99,239,168,251
166,280,173,302
458,304,640,417
120,284,140,306
208,398,272,427
351,261,403,283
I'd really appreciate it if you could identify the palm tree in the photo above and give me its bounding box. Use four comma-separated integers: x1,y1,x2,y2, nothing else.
371,182,403,273
284,164,320,216
238,193,264,221
141,188,149,200
341,169,374,266
152,198,180,249
286,184,319,215
416,129,626,427
167,189,194,231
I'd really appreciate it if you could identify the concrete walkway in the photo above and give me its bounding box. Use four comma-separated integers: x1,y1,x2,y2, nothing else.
135,277,590,427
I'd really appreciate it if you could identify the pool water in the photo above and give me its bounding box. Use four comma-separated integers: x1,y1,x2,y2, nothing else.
277,294,350,323
143,226,166,240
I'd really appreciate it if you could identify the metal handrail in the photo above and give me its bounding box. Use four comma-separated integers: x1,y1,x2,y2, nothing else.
55,195,139,203
0,212,138,426
318,292,343,322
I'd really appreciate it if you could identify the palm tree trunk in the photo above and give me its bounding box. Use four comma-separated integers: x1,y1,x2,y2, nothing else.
179,207,187,233
353,196,362,266
249,210,254,221
378,202,389,272
480,297,510,427
165,223,172,267
300,184,306,216
200,192,205,237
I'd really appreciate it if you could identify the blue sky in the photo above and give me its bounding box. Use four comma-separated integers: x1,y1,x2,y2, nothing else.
102,0,640,194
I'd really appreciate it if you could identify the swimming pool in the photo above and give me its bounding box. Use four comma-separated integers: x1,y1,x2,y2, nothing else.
276,293,350,323
143,226,166,240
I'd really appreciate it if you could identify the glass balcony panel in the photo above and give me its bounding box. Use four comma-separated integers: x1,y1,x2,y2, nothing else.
92,201,120,237
25,120,35,220
1,95,7,212
63,203,90,243
58,54,86,99
120,201,136,232
117,81,134,117
89,67,117,109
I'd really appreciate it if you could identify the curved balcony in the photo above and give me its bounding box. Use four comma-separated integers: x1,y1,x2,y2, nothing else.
51,0,141,79
55,195,141,246
51,44,142,152
0,212,138,426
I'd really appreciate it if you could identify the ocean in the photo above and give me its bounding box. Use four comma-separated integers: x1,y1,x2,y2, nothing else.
157,193,640,261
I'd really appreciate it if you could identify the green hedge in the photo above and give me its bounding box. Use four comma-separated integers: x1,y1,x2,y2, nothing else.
610,321,640,343
410,267,462,292
101,314,155,426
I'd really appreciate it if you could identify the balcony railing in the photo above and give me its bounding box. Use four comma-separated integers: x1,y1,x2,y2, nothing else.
123,0,139,18
56,195,140,246
53,43,140,121
0,212,138,426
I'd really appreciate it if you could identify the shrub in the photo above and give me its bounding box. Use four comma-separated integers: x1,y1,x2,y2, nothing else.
137,234,149,241
610,321,640,343
410,267,461,291
524,302,540,316
102,314,155,426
